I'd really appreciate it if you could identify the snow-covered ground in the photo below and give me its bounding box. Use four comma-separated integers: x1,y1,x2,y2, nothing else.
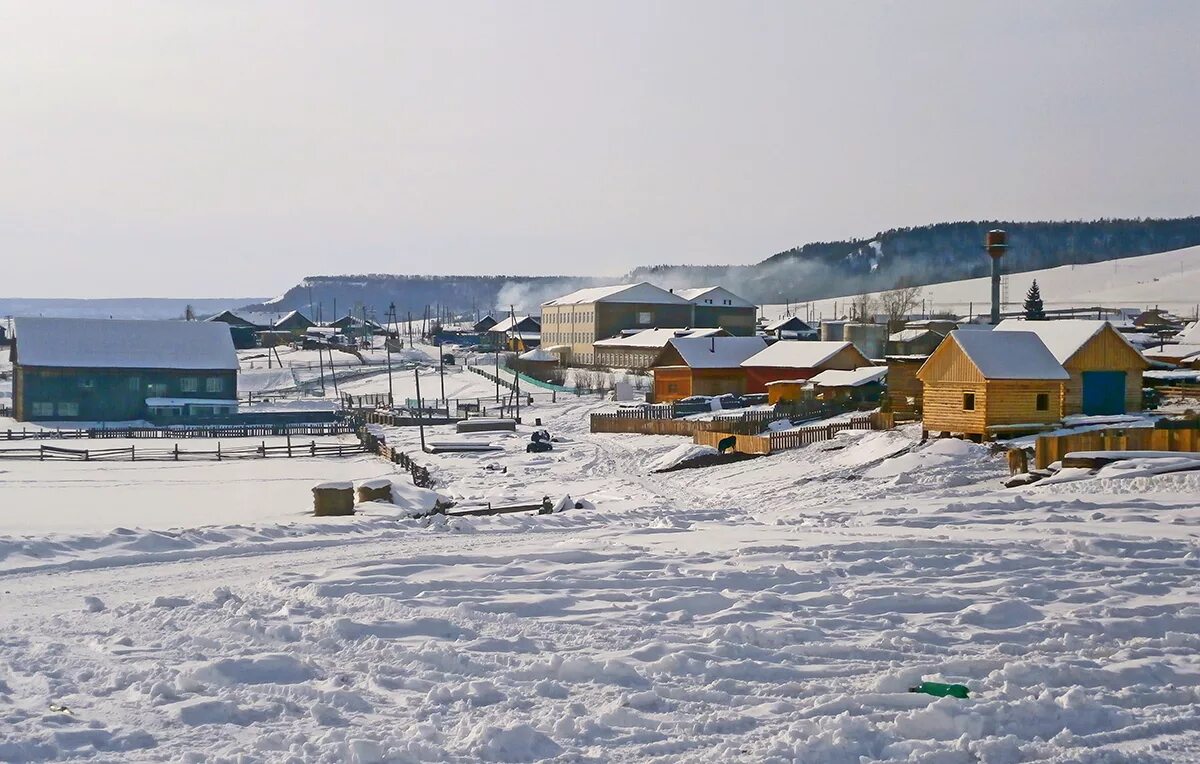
2,386,1200,761
763,244,1200,322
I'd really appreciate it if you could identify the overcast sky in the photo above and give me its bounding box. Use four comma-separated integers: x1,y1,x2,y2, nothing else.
2,1,1197,298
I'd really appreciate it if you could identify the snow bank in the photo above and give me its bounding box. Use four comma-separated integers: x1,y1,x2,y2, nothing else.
649,443,719,472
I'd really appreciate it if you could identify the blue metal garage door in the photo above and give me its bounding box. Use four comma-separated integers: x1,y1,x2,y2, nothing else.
1081,371,1126,415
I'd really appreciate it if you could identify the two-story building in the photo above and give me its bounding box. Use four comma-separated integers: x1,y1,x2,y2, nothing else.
675,287,758,336
541,283,692,366
11,317,239,423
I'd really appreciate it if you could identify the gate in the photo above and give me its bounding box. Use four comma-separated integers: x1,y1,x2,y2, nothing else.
1081,371,1126,415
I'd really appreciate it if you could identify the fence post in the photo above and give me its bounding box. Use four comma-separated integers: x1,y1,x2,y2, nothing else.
131,445,135,462
310,440,316,457
174,443,179,461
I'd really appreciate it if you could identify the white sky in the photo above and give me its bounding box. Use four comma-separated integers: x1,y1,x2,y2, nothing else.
2,1,1198,298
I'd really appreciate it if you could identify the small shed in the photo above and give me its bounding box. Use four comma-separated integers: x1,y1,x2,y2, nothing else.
916,330,1068,439
762,316,817,341
765,379,807,404
887,328,945,356
884,355,929,417
650,336,767,402
808,366,887,403
994,319,1148,415
740,341,870,393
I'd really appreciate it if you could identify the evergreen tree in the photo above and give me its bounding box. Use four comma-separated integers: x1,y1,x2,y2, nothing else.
1023,280,1046,320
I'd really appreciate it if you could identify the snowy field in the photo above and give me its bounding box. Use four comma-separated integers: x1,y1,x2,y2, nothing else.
2,380,1200,760
763,244,1200,322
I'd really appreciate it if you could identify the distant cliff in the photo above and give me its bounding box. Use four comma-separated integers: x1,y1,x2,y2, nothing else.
246,216,1200,316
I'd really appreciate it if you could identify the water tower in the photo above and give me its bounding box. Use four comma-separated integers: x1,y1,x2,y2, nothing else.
985,229,1008,324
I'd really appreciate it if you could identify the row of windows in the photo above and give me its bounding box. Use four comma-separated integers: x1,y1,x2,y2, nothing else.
546,310,594,324
74,376,225,393
701,299,734,306
544,331,595,345
31,401,78,417
962,393,1050,411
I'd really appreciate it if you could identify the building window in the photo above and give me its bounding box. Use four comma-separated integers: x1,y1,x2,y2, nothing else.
638,311,652,325
962,392,975,411
147,383,168,397
205,377,224,393
128,376,141,391
180,377,200,393
57,402,80,417
78,377,95,389
1036,393,1049,411
32,402,54,417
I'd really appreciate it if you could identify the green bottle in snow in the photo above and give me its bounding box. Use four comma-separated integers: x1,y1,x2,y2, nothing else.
909,681,970,699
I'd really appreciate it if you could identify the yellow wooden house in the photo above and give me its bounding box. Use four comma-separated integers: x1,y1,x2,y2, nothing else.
917,330,1069,439
994,320,1148,415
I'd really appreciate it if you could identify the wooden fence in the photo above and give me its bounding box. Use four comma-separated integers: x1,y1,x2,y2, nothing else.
0,439,369,462
357,427,433,487
2,421,360,441
693,412,891,455
589,401,858,436
1155,384,1200,399
693,431,772,454
1035,423,1200,469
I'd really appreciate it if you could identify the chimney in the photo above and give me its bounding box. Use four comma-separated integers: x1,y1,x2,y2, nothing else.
710,336,715,353
985,229,1008,325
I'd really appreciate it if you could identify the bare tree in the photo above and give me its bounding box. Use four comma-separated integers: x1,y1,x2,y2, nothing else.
879,285,923,325
849,293,878,323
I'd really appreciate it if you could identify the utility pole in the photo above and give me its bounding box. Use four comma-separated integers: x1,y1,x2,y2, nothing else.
328,345,340,402
509,304,521,423
414,368,426,451
385,302,396,407
438,340,446,407
317,340,327,396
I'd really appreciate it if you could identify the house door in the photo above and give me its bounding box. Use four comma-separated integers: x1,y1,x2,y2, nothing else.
1081,371,1126,415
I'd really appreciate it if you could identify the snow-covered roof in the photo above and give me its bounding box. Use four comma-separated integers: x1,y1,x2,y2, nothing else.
949,330,1069,380
659,337,768,369
273,310,313,325
14,317,239,371
1175,321,1200,344
809,366,888,388
205,310,283,328
1143,343,1200,360
489,315,541,333
543,282,689,306
993,319,1137,364
763,316,813,332
675,287,755,309
594,327,723,349
518,348,558,362
741,341,860,369
888,328,941,343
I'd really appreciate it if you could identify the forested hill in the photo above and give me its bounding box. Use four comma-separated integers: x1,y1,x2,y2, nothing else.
630,217,1200,304
245,217,1200,316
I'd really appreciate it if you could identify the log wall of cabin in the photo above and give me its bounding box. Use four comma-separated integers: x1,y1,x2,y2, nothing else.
983,380,1064,428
